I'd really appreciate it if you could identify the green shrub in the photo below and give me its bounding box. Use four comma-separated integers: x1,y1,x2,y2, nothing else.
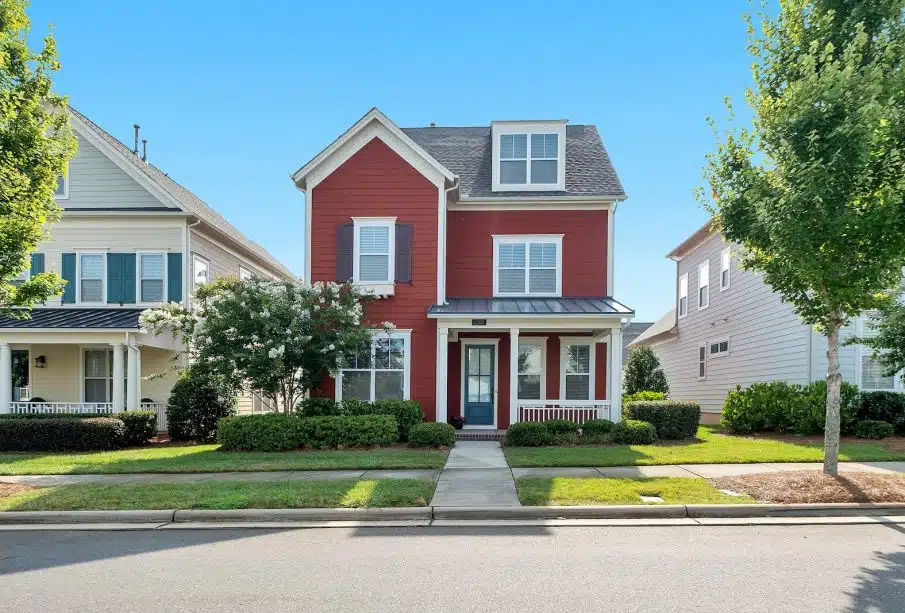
504,422,552,447
217,414,398,451
217,414,300,452
624,401,700,440
341,399,423,440
622,391,666,404
408,422,456,447
296,396,340,417
721,380,858,435
543,419,580,435
117,410,157,446
0,417,125,452
858,392,905,433
610,419,658,445
792,380,859,435
167,369,236,442
581,419,616,437
550,433,583,446
855,420,895,440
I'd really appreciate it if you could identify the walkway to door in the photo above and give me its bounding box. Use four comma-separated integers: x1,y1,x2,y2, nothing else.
429,441,520,507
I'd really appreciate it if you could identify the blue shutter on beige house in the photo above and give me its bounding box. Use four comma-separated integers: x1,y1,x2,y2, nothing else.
167,253,183,303
107,253,137,305
61,253,76,304
121,253,136,304
30,253,45,275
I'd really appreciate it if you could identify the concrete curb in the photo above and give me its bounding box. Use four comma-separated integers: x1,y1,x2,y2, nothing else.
684,503,905,518
432,505,688,520
172,507,432,522
0,510,175,524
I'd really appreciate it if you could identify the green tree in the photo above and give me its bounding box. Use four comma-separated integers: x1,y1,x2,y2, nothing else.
701,1,905,475
0,0,77,313
623,346,669,396
853,286,905,382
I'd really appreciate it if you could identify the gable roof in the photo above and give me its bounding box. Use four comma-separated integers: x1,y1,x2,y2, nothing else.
402,124,626,199
629,309,677,346
667,218,717,260
68,107,295,279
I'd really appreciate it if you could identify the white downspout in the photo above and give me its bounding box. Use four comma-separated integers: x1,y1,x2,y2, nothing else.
186,218,202,308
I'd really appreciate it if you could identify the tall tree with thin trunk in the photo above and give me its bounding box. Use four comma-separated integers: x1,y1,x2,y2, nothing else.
701,0,905,475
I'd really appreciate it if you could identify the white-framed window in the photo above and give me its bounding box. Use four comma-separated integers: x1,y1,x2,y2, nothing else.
698,343,707,380
517,338,547,400
54,162,69,200
78,253,105,303
698,260,710,310
239,266,253,281
83,349,127,404
192,254,209,293
352,217,396,294
11,263,30,287
709,338,730,358
560,339,595,400
720,247,731,291
493,235,563,297
678,273,688,318
139,253,166,303
337,330,411,402
492,122,566,191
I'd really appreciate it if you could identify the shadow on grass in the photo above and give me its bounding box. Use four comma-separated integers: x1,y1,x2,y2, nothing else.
844,544,905,613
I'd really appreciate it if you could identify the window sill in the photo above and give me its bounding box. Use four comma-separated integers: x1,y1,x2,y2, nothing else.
356,282,395,297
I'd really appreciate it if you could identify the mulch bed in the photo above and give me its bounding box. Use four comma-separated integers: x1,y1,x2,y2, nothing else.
713,471,905,504
0,483,37,500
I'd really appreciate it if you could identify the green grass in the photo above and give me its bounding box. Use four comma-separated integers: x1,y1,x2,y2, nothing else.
516,476,755,506
0,446,449,475
504,426,905,467
0,479,436,511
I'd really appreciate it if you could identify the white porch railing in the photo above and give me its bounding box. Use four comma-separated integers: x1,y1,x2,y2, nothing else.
517,400,612,425
10,402,167,432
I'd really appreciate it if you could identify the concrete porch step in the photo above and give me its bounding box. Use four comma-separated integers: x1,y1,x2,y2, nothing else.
455,429,506,441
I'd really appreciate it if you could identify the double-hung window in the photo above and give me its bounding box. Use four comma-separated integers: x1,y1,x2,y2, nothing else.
678,274,688,317
517,339,546,400
493,123,565,190
11,263,29,288
720,248,731,290
192,255,209,293
352,217,395,293
493,235,562,297
55,163,69,200
79,254,104,303
139,253,165,302
698,260,710,309
239,266,253,281
561,340,594,400
858,315,903,391
83,349,127,404
338,331,411,401
698,344,707,379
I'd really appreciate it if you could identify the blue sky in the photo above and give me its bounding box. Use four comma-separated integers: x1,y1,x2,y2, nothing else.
28,0,757,321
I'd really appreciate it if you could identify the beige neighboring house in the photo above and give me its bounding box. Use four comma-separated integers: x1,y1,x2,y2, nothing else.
0,108,295,428
631,220,903,423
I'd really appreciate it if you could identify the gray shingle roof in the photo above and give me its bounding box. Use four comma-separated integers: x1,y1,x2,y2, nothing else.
428,297,633,317
402,125,625,199
0,309,144,329
69,107,295,280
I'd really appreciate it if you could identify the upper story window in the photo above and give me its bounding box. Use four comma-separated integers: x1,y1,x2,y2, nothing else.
352,217,396,295
720,247,731,290
678,274,688,318
239,266,253,281
491,121,566,192
193,254,209,293
698,260,710,310
139,253,165,303
78,253,105,303
54,163,69,200
493,235,562,297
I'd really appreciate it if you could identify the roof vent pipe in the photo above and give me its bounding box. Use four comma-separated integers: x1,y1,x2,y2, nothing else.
142,139,148,162
133,124,140,155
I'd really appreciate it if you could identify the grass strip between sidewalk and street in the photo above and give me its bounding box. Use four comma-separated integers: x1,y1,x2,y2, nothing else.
0,446,449,475
503,426,905,467
0,479,437,511
515,476,755,506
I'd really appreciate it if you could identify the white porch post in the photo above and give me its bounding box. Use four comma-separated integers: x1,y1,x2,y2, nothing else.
611,325,624,422
126,345,141,410
436,327,448,424
509,327,519,426
0,343,10,414
111,343,125,413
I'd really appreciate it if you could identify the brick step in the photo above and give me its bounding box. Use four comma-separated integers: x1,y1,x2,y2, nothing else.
455,429,506,441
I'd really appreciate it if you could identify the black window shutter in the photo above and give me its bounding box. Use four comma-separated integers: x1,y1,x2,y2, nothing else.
336,223,354,282
395,223,412,283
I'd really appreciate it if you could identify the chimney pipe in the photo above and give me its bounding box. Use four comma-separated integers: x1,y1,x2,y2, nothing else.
142,139,148,162
133,124,140,155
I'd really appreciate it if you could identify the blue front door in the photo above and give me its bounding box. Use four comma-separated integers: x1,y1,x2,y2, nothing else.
464,345,495,426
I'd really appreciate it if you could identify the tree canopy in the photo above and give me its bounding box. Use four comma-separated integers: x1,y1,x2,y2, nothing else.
623,346,670,396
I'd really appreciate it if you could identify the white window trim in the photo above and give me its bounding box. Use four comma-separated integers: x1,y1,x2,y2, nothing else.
491,121,567,192
459,338,500,430
137,251,168,305
336,329,412,402
352,216,396,296
54,162,70,200
559,337,596,400
239,266,253,281
492,234,564,298
80,347,127,404
76,251,107,305
678,273,688,319
698,342,707,380
720,247,731,291
708,337,730,359
517,337,547,401
192,254,210,294
697,260,710,311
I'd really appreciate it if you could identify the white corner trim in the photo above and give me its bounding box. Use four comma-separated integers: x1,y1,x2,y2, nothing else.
304,186,313,284
492,234,564,298
607,206,614,296
558,337,596,400
460,338,501,429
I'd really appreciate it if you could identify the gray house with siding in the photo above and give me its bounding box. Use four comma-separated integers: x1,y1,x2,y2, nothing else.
631,220,902,422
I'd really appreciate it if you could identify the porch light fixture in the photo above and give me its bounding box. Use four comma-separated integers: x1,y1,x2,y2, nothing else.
34,355,47,369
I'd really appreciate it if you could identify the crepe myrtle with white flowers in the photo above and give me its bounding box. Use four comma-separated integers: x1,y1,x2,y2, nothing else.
141,277,380,412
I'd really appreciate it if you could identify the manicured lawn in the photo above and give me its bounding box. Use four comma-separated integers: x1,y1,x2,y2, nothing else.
516,476,755,506
504,426,905,467
0,446,449,475
0,479,436,511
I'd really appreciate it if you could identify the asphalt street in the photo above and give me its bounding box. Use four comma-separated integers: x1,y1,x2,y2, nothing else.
1,524,903,612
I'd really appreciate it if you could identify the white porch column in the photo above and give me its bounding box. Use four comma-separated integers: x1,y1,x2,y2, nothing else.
111,343,125,413
126,345,141,410
435,327,448,424
0,343,10,414
509,327,519,427
611,325,624,422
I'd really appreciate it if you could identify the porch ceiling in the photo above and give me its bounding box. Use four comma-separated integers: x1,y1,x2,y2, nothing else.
428,297,633,317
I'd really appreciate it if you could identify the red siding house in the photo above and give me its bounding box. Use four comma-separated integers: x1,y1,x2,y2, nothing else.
292,109,632,430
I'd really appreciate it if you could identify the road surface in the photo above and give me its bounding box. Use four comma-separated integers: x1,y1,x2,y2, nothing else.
1,524,902,612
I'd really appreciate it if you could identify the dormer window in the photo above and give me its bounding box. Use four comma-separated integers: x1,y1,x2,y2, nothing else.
492,121,566,192
54,163,69,200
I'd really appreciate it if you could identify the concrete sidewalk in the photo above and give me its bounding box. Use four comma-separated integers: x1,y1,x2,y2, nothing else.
429,441,520,507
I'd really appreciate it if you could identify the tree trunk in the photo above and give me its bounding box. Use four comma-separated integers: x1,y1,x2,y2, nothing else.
823,318,843,476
